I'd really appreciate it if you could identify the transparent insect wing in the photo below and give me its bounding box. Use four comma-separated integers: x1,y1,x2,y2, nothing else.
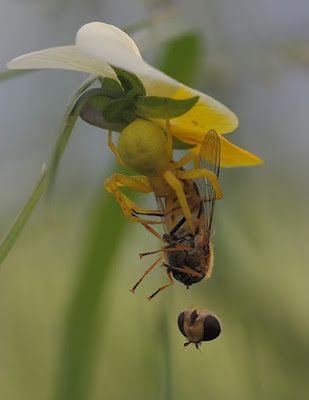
154,195,169,234
196,129,221,233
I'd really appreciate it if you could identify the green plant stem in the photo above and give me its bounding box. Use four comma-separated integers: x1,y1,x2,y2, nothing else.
0,75,101,266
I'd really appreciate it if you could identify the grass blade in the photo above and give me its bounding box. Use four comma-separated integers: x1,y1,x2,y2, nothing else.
54,164,136,400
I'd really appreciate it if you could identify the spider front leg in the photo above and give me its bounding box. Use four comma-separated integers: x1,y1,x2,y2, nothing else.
104,173,164,225
176,168,223,200
163,170,195,233
172,153,200,170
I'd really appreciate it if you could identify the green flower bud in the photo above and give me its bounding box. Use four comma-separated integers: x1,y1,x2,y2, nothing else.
118,119,169,176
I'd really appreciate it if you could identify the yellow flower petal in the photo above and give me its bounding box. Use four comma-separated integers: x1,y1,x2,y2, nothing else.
189,133,263,167
154,86,238,135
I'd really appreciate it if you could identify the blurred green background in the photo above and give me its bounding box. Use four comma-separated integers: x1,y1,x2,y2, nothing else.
1,1,308,399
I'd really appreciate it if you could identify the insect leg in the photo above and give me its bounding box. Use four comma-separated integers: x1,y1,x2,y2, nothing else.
130,255,163,293
139,244,192,259
124,196,163,216
166,265,203,278
147,270,174,301
132,204,182,219
141,224,165,241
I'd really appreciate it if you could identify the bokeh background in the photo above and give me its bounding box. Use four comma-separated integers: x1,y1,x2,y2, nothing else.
1,1,308,399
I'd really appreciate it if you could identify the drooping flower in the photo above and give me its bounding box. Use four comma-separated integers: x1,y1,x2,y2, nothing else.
7,22,262,166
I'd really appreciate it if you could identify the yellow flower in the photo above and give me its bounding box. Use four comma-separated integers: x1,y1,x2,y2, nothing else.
7,22,262,167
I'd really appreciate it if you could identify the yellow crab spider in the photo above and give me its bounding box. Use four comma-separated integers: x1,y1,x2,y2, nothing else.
104,118,223,233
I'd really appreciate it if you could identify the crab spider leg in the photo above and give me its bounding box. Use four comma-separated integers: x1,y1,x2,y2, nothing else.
105,174,163,224
105,175,150,190
176,169,223,200
164,101,173,161
163,170,195,233
105,173,152,194
120,194,162,215
193,154,200,169
172,153,194,169
171,151,200,170
108,130,125,166
105,179,165,216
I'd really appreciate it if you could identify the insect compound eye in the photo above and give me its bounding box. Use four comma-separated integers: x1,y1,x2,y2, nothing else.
177,311,186,337
178,308,221,346
202,314,221,341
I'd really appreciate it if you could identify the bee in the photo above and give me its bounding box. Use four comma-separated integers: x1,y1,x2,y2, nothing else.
131,129,221,300
178,308,221,349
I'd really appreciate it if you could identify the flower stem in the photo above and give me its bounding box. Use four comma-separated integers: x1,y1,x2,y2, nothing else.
0,74,101,266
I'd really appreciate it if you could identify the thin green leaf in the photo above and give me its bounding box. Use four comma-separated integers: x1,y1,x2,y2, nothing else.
159,32,202,86
54,163,138,400
0,169,48,266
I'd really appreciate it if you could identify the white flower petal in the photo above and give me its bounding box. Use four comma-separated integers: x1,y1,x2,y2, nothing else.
6,21,238,133
7,45,116,78
75,22,179,96
76,22,143,60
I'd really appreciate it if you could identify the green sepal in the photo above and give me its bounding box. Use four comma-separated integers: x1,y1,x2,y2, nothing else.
112,67,146,97
172,136,196,150
79,88,126,132
101,77,125,93
133,95,199,119
88,95,112,110
80,86,124,112
80,102,126,132
102,98,136,125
